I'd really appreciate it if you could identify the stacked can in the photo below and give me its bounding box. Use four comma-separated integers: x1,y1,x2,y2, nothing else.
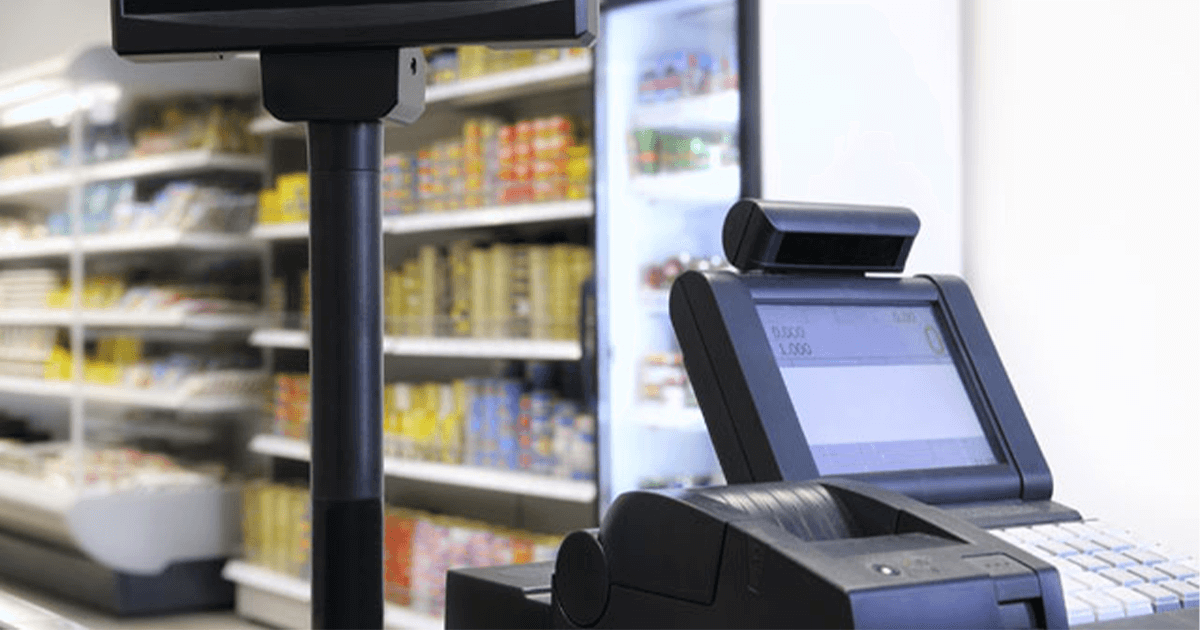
417,139,465,212
462,118,501,209
382,152,418,215
446,240,473,337
272,373,310,439
552,403,596,481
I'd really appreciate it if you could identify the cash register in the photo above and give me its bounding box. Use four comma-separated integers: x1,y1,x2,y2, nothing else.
445,200,1199,629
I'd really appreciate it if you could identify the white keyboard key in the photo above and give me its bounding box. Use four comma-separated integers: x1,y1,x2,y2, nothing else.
1127,565,1171,584
1001,527,1049,543
1107,586,1155,617
1088,520,1134,539
1089,534,1134,552
1094,550,1136,569
1157,563,1199,581
1074,570,1120,590
1047,555,1085,574
1064,595,1096,625
1189,579,1199,589
1075,590,1126,621
1098,568,1145,587
1071,554,1112,572
1068,538,1104,554
1133,583,1183,613
1061,575,1091,594
1124,548,1168,566
1037,540,1080,557
1058,522,1094,537
1159,580,1200,608
1030,524,1076,541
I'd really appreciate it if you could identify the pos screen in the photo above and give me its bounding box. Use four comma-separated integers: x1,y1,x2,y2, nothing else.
756,303,997,476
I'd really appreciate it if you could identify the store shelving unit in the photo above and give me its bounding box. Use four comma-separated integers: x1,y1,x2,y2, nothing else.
222,561,443,630
0,45,265,614
250,328,582,361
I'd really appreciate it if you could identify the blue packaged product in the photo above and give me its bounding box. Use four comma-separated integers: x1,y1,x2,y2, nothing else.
571,413,596,481
496,379,522,470
551,400,580,478
529,390,555,474
481,378,500,468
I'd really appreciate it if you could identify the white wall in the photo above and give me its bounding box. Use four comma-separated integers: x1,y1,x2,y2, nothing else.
964,0,1199,557
0,0,110,74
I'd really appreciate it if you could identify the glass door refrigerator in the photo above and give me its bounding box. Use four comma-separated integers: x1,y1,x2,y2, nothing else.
594,0,742,512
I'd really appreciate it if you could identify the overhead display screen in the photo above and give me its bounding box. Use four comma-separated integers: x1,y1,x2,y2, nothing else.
757,303,996,475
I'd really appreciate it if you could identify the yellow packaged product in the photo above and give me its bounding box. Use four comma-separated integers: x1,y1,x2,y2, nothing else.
241,481,264,564
257,188,281,225
43,345,71,381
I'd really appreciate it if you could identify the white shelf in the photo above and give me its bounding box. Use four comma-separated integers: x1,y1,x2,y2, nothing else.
630,165,740,203
250,434,597,503
250,221,309,241
253,200,595,241
223,560,443,630
248,57,594,136
0,375,260,413
0,236,71,260
80,229,265,254
0,170,72,204
83,150,264,183
249,328,308,349
83,385,262,413
631,91,739,130
384,336,582,360
250,328,582,361
0,308,263,330
634,402,707,432
382,200,594,235
80,309,265,330
0,375,71,399
0,309,70,326
426,56,592,105
0,467,237,574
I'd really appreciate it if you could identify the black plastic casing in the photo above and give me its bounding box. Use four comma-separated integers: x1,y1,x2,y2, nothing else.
723,199,919,273
111,0,596,58
669,270,1055,506
551,479,1068,629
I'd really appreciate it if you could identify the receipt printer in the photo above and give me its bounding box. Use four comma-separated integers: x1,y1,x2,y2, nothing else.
448,477,1065,629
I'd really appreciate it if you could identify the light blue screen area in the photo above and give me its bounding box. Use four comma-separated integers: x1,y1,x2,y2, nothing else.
757,303,996,475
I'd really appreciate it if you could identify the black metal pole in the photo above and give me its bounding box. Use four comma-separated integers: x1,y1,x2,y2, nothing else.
307,120,384,630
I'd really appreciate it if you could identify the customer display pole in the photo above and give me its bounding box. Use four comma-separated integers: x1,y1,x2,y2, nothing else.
261,49,426,630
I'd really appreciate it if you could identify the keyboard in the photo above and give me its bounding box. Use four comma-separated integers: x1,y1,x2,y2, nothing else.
990,520,1199,626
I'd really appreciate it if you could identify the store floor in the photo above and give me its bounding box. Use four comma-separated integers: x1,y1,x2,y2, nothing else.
0,576,266,630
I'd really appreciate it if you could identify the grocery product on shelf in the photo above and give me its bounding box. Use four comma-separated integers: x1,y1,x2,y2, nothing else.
0,217,51,244
0,146,68,180
45,179,257,236
128,95,261,157
255,115,592,225
636,46,738,104
637,351,697,410
0,440,222,492
43,335,265,397
0,327,58,378
255,172,309,225
44,273,260,316
628,128,738,177
240,481,562,616
269,369,595,480
425,46,589,86
383,241,591,340
0,268,62,309
641,252,734,291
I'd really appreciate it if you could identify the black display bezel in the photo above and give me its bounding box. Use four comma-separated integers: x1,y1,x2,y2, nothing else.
670,270,1053,505
111,0,596,57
